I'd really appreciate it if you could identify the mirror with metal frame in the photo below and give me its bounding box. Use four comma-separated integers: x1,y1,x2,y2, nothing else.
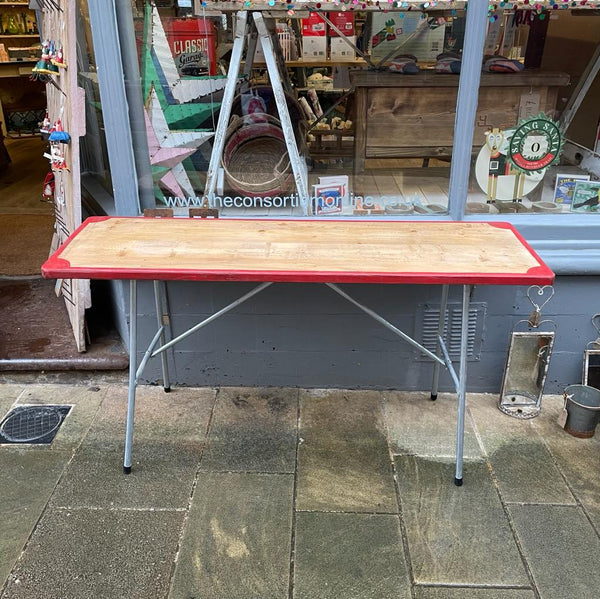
583,349,600,390
498,330,555,419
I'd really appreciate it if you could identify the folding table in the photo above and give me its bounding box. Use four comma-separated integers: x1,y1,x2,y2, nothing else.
42,217,554,485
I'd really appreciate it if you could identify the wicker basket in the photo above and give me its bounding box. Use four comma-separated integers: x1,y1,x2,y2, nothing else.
222,114,293,198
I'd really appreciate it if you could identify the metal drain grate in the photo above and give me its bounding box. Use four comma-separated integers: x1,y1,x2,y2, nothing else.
0,405,71,444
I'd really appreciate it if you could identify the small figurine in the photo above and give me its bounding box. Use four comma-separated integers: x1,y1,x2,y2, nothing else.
51,44,66,68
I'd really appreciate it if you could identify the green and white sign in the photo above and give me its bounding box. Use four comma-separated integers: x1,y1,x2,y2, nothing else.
508,113,563,174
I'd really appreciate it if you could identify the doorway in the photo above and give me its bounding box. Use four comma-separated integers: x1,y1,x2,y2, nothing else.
0,135,127,371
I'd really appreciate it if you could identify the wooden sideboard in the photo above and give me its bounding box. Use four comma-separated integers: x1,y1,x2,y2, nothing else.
349,70,570,173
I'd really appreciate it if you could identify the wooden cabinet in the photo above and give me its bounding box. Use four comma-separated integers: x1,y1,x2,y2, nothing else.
350,70,570,173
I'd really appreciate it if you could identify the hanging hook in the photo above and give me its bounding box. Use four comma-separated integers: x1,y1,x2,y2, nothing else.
526,285,554,328
527,285,554,313
590,313,600,348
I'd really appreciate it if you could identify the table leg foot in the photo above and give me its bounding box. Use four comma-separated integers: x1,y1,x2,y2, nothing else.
123,465,132,475
430,393,438,401
164,386,171,393
454,477,463,486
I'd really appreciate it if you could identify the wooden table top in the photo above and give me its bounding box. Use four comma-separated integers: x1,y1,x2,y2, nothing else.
41,217,554,286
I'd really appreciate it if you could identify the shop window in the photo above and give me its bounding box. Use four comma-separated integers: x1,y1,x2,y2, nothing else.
465,8,600,217
132,1,600,220
133,1,468,218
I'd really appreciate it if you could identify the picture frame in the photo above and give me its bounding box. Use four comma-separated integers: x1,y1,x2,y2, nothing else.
583,348,600,390
570,180,600,213
553,173,590,205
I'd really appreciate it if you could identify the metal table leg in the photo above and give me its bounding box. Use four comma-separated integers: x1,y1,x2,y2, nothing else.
431,284,449,400
124,279,138,474
153,281,171,392
454,284,472,486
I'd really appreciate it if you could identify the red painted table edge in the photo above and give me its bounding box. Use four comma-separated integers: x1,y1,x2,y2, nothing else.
41,216,555,287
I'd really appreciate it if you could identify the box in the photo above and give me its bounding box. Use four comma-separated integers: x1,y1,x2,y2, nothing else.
302,36,327,61
302,13,327,36
369,13,445,62
163,17,217,76
328,12,355,37
330,36,356,61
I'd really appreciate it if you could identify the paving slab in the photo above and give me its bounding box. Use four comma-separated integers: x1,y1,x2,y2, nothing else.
49,441,203,510
0,451,69,592
169,472,294,599
15,384,107,451
395,456,529,587
81,384,216,447
415,588,535,599
294,512,411,599
200,387,297,473
0,384,24,416
509,504,600,599
530,395,600,529
468,395,575,504
297,390,397,513
49,385,215,509
1,507,184,599
383,392,482,459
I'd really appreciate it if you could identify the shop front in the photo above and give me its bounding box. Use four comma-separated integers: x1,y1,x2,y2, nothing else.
41,0,600,392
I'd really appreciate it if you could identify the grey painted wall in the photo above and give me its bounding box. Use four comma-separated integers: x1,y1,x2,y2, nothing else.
133,275,598,393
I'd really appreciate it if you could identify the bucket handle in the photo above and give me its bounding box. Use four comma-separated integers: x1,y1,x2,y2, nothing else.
563,388,600,411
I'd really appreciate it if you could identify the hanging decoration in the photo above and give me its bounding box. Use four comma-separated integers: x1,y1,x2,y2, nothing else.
498,285,556,420
32,40,60,77
197,0,600,13
41,171,55,203
42,119,70,171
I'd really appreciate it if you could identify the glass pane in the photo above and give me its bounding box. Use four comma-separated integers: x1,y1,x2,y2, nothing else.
76,0,112,193
133,1,465,218
466,8,600,216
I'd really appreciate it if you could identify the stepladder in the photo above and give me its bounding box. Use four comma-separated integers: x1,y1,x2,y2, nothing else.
202,11,310,214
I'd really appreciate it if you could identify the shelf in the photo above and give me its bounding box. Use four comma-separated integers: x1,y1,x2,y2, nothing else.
0,3,32,5
251,59,366,68
0,34,39,38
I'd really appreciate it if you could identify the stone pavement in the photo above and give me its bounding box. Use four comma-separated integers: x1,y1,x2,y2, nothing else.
0,380,599,599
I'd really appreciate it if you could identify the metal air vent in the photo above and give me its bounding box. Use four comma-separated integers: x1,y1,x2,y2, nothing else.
414,303,487,361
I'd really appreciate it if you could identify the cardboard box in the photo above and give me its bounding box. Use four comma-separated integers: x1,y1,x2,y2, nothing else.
302,13,326,36
302,36,327,61
328,12,355,37
369,13,445,62
330,36,356,61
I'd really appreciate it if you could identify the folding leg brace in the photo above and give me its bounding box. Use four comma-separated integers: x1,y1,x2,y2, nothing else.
124,281,472,485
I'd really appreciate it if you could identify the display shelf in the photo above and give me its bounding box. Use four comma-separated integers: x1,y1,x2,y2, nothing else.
252,58,366,67
0,34,39,38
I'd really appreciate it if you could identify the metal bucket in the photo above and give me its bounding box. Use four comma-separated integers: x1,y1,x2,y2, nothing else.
563,384,600,438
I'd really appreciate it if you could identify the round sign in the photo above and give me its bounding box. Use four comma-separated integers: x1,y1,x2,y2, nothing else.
508,113,563,173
